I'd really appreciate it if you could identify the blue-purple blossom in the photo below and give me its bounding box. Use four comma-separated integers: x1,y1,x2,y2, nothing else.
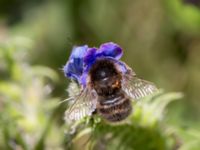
63,42,127,87
63,45,88,82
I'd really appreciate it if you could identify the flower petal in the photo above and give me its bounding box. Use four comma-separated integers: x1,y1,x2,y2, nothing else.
63,45,88,81
97,42,123,59
69,45,88,59
83,48,97,67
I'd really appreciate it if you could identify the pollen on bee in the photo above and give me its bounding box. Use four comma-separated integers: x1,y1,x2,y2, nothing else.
112,80,120,88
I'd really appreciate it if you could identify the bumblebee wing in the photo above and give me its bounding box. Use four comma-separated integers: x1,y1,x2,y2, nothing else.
67,81,81,99
64,87,97,123
122,71,158,100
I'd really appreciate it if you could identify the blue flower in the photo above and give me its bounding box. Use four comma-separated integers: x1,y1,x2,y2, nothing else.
63,45,88,83
63,42,127,87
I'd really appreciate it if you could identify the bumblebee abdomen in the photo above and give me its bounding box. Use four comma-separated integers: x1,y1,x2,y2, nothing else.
97,94,132,122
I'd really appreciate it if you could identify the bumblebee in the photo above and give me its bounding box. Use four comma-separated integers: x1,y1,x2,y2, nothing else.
63,42,157,122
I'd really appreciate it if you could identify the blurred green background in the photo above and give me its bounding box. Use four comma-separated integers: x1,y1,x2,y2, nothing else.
0,0,200,149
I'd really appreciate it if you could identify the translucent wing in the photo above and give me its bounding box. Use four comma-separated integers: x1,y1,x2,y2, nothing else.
122,71,158,100
64,86,97,123
67,81,81,99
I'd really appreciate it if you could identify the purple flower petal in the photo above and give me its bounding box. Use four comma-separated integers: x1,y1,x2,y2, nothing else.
97,42,123,60
69,45,88,59
63,45,88,82
83,48,97,67
80,72,88,87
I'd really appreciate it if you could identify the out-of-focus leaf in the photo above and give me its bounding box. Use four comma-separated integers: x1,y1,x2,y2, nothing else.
32,66,59,82
0,82,22,101
166,0,200,32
